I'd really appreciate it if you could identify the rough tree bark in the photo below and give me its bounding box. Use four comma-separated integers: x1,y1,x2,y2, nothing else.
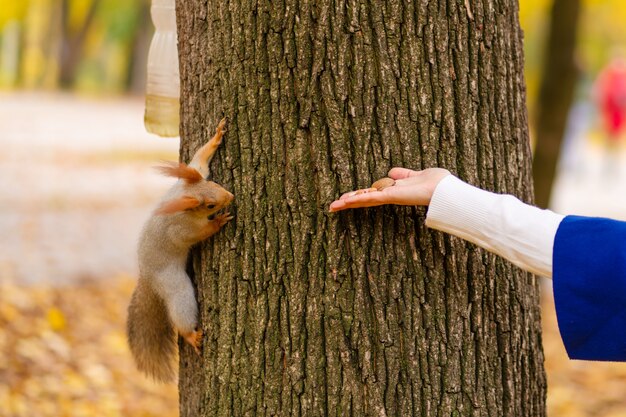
532,0,581,209
176,0,546,416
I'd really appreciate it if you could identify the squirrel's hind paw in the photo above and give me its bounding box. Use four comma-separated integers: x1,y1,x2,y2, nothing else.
182,329,203,356
217,118,227,134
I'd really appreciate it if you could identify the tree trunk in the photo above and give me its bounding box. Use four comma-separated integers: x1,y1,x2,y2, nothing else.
532,0,581,209
176,1,546,416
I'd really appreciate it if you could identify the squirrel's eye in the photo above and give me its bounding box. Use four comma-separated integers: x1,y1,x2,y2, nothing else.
206,204,216,210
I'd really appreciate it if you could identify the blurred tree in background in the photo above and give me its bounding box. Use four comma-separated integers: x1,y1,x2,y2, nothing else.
521,0,626,208
532,0,581,209
0,0,150,93
58,0,101,88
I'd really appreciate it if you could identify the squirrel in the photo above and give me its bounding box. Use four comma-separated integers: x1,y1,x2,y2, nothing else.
127,118,233,382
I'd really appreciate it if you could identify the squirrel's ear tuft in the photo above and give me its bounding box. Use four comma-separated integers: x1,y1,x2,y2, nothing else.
155,196,201,215
157,162,203,184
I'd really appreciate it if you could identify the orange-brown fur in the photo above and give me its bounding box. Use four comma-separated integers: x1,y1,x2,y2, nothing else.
157,162,204,184
155,196,201,215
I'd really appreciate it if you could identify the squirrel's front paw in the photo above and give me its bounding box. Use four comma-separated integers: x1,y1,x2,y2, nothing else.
214,212,234,228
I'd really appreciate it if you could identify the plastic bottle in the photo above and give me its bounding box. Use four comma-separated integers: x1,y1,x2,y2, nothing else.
144,0,179,137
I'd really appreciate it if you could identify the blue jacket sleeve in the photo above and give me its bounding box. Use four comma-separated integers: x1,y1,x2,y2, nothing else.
553,215,626,361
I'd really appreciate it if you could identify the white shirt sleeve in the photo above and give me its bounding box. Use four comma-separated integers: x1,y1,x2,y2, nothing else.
424,175,565,278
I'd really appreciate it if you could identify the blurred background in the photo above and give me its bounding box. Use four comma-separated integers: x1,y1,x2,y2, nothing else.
1,0,626,416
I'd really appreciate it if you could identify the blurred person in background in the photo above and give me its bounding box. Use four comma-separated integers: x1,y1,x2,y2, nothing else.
594,49,626,175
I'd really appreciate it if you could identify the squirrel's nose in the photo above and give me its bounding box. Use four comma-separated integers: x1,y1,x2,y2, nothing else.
226,191,234,202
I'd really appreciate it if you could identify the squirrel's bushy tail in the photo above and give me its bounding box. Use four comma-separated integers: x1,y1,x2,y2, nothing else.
127,279,177,383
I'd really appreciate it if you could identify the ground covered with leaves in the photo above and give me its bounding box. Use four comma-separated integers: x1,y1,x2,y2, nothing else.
1,275,626,416
542,287,626,417
0,276,177,417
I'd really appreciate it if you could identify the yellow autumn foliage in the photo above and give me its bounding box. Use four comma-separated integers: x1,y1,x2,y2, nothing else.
0,275,177,417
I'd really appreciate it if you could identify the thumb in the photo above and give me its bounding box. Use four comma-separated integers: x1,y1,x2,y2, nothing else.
388,167,420,180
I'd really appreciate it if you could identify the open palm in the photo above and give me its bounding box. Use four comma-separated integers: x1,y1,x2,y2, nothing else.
329,167,450,212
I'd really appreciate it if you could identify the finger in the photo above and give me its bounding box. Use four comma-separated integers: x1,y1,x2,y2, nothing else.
388,167,420,180
330,199,386,212
330,190,388,212
338,187,376,200
342,191,388,206
329,200,347,212
338,191,357,200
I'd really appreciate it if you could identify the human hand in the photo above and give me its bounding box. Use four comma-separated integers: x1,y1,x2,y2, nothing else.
328,167,451,212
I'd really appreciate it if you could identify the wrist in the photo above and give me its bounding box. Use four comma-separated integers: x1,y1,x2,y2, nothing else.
425,175,564,278
425,170,452,205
